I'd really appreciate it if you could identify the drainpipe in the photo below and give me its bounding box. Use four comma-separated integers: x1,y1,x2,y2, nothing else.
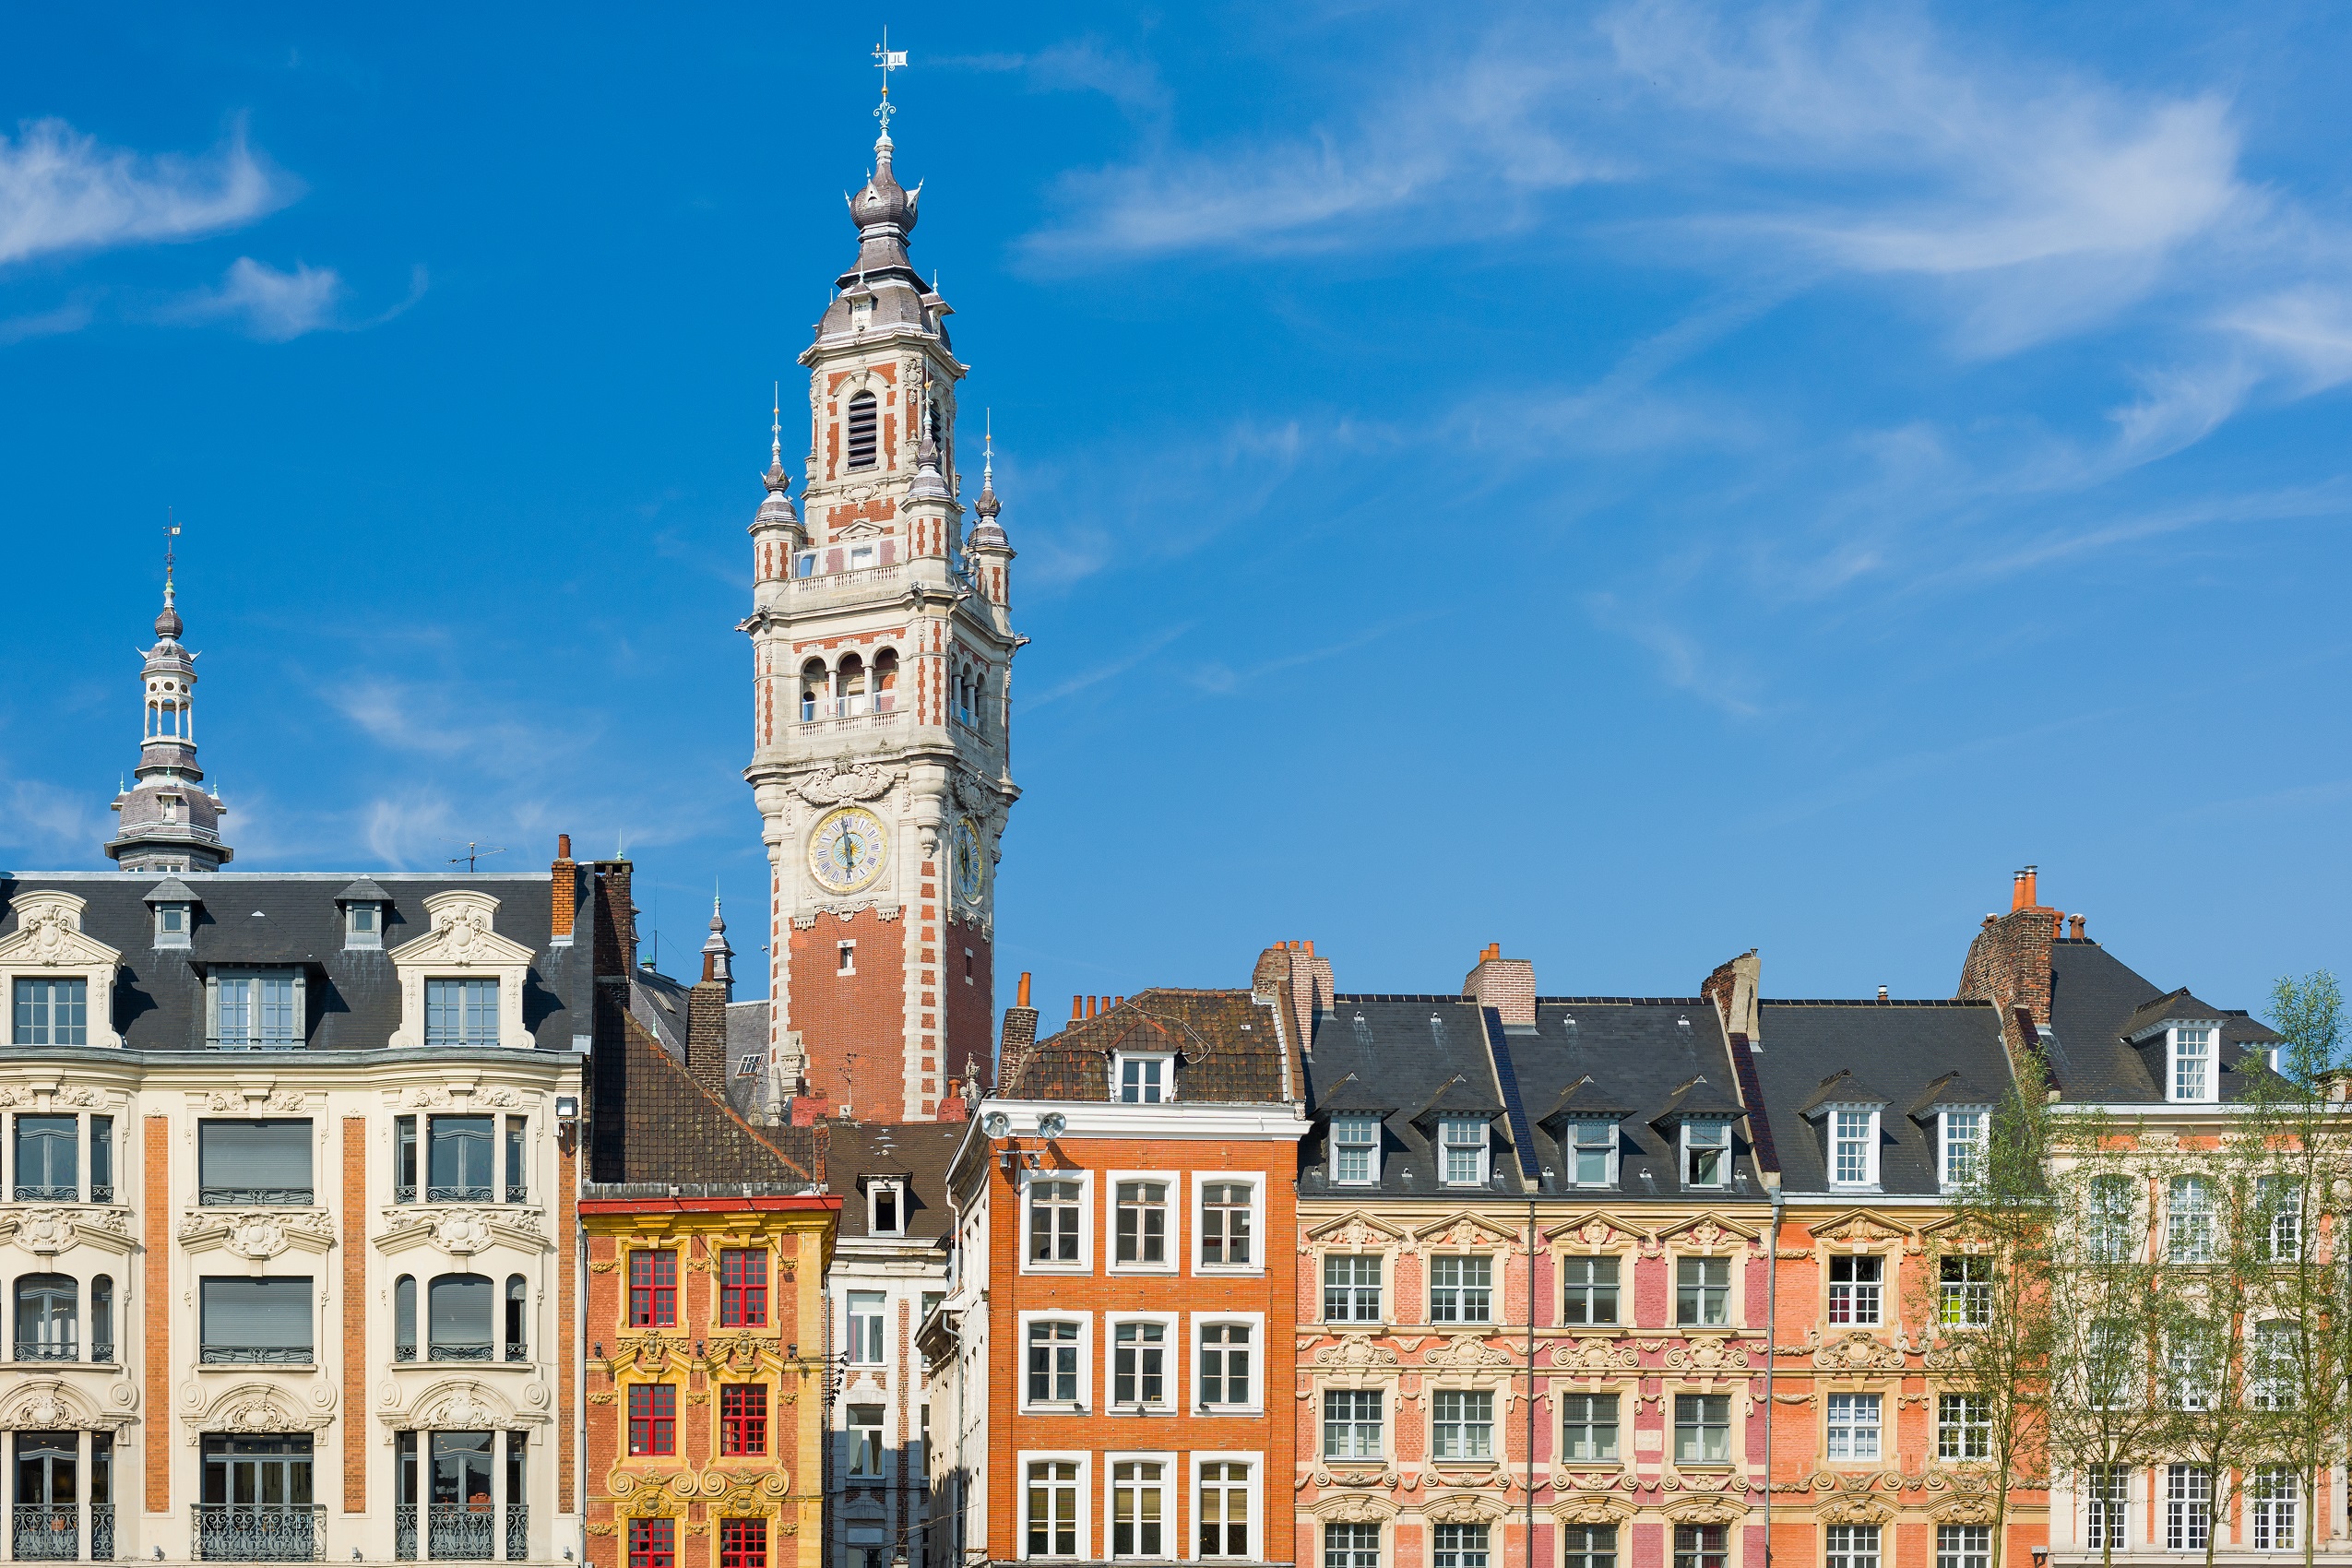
1527,1189,1539,1568
1763,1179,1784,1568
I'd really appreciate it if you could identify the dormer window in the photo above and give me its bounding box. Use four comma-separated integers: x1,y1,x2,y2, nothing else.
1829,1109,1881,1188
1570,1122,1618,1187
155,903,190,948
346,903,381,950
1329,1116,1380,1185
1438,1118,1489,1186
2170,1027,2215,1102
1939,1109,1989,1190
1117,1054,1170,1105
869,1180,906,1237
208,968,304,1051
1681,1120,1730,1188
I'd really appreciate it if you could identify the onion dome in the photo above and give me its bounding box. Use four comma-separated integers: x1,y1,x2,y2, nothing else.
848,130,920,238
969,429,1008,547
753,389,801,533
154,582,184,639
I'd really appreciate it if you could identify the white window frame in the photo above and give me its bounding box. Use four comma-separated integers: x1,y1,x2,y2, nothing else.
1330,1115,1381,1185
1192,1173,1265,1276
1438,1118,1491,1187
1318,1384,1387,1462
1114,1053,1173,1105
844,1400,888,1478
342,901,383,951
1322,1252,1384,1324
1569,1121,1617,1187
1190,1310,1266,1416
1430,1387,1497,1462
1105,1312,1179,1414
1102,1450,1177,1563
1680,1120,1731,1189
1824,1105,1882,1189
1106,1170,1181,1276
208,966,308,1051
1189,1451,1264,1562
1825,1392,1882,1460
2166,1464,2212,1550
1018,1170,1094,1276
2084,1465,2129,1551
1938,1107,1988,1191
2169,1026,2217,1103
1016,1450,1091,1562
867,1179,906,1237
2250,1465,2299,1552
1827,1253,1884,1325
846,1289,886,1365
1017,1311,1093,1413
155,901,193,950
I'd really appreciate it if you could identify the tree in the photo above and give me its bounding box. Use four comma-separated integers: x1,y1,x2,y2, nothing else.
2043,1110,2175,1568
1923,1047,2056,1568
2237,970,2351,1568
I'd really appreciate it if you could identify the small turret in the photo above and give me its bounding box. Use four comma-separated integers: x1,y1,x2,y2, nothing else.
106,539,232,873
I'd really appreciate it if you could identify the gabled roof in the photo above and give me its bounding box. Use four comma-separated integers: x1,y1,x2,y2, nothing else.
1410,1073,1506,1128
335,877,391,905
1003,989,1296,1104
1907,1070,2002,1121
1535,1075,1633,1130
2120,988,2230,1041
1648,1075,1746,1127
1797,1068,1893,1117
142,875,198,905
2044,942,2280,1103
1313,1072,1398,1115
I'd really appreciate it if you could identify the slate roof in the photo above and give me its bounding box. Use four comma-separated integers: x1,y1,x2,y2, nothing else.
1302,995,1765,1202
0,873,580,1052
722,999,773,1119
829,1120,962,1242
1747,1000,2012,1195
1003,989,1299,1104
2046,940,2280,1103
595,1006,818,1186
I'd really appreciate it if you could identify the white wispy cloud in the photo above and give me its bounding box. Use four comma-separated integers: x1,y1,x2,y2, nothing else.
949,40,1173,120
0,116,294,267
1026,624,1193,710
0,772,109,865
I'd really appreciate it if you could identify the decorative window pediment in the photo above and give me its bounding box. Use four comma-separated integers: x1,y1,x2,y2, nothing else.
0,892,125,1050
1657,1211,1763,1249
387,892,536,1051
1410,1210,1520,1250
1303,1210,1409,1247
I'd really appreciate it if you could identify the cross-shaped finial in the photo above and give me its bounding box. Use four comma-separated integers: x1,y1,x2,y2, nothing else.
873,31,908,136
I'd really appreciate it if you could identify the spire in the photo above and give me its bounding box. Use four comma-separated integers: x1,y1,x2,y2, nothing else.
969,413,1008,548
909,364,951,503
754,384,801,534
840,38,921,286
701,889,734,985
106,525,232,872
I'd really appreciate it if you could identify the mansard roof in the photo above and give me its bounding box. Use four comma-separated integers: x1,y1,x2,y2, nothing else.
829,1120,962,1243
2044,940,2279,1103
0,872,580,1054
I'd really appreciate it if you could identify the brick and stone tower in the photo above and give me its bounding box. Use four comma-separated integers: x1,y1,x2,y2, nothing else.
105,552,232,872
741,90,1021,1123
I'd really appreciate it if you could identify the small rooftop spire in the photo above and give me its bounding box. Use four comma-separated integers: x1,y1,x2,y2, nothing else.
155,513,184,638
873,30,907,156
701,887,734,985
975,411,1001,518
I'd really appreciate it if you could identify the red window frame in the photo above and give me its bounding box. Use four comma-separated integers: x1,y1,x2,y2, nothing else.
627,1384,677,1455
629,1518,676,1568
719,1518,766,1568
720,1384,768,1455
630,1250,678,1327
719,1250,767,1327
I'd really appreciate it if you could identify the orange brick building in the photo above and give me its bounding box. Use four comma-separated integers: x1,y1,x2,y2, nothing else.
924,986,1311,1568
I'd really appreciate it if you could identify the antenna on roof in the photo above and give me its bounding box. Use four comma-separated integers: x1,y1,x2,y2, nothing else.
443,840,509,873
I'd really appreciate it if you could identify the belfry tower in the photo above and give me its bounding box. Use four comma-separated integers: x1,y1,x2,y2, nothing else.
105,550,233,873
741,80,1022,1123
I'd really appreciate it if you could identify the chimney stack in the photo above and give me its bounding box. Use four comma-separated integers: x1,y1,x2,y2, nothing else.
2069,914,2086,940
685,898,733,1097
1876,985,1888,1002
551,834,578,944
998,976,1040,1094
1463,942,1536,1027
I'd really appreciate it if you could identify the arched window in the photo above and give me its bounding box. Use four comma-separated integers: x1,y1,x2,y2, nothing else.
505,1276,529,1362
838,653,867,718
874,649,899,713
800,659,826,723
969,666,987,733
15,1274,77,1361
428,1273,493,1361
846,392,878,470
396,1276,418,1361
92,1275,114,1363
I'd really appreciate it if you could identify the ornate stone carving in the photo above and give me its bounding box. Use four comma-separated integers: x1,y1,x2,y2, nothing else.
206,1088,307,1112
1422,1493,1507,1525
1817,1495,1895,1525
1666,1338,1752,1372
1315,1338,1399,1369
1792,1328,1908,1372
1422,1336,1515,1370
1667,1497,1750,1526
1552,1338,1641,1371
1313,1493,1397,1524
184,1383,333,1444
796,764,900,806
1,1381,107,1431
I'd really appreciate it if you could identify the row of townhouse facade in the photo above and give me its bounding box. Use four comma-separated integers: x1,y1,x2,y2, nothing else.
915,876,2345,1568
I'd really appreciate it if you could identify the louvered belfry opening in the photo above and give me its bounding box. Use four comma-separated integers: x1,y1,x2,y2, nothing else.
846,391,879,469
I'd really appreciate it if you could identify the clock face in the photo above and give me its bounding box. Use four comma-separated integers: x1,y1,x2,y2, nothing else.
808,807,889,895
952,817,986,905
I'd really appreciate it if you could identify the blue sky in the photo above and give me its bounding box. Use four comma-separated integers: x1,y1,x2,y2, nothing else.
5,3,2349,1019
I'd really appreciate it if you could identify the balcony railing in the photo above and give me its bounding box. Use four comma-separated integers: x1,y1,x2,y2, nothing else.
92,1504,115,1561
192,1503,324,1561
393,1505,529,1562
205,1035,303,1051
90,1184,113,1204
429,1343,493,1362
13,1504,78,1561
200,1344,314,1364
93,1341,114,1365
504,1185,528,1205
13,1340,77,1362
425,1186,492,1203
14,1184,77,1202
200,1187,315,1206
396,1184,417,1205
794,707,904,736
504,1341,528,1363
786,562,902,596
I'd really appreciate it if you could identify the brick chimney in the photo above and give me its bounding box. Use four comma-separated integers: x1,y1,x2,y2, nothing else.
1463,943,1536,1027
1958,865,2061,1070
685,897,733,1098
1701,949,1762,1043
591,859,636,979
997,971,1039,1094
550,834,577,945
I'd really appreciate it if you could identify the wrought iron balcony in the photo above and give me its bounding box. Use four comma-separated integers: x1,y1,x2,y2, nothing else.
205,1035,303,1051
505,1341,528,1363
13,1184,77,1202
92,1504,115,1562
90,1184,113,1204
393,1504,529,1562
12,1504,78,1561
504,1185,528,1205
200,1187,315,1206
429,1342,493,1362
200,1344,314,1364
93,1341,115,1365
191,1503,325,1561
425,1185,493,1203
13,1340,77,1362
396,1184,417,1205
